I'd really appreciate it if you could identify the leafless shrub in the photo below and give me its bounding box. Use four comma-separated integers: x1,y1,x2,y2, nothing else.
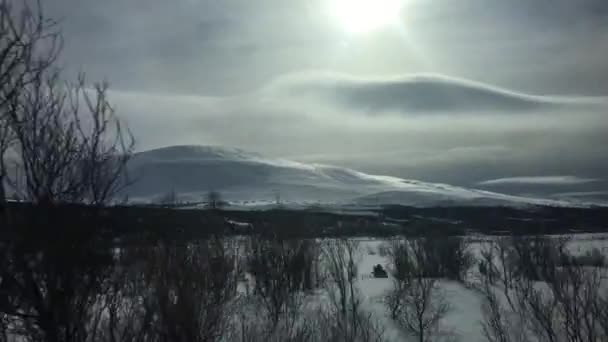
417,236,474,282
507,235,568,283
478,244,500,285
591,289,608,337
389,239,415,283
0,226,115,342
313,304,385,342
207,190,226,210
479,235,608,342
6,70,134,205
384,240,414,319
0,2,134,339
239,238,382,342
158,189,178,207
385,239,451,342
320,238,385,342
560,247,606,268
377,243,390,258
399,277,450,342
100,239,238,342
480,282,512,342
235,300,337,342
0,0,134,207
246,237,320,333
93,257,151,342
481,235,566,308
322,239,360,323
0,0,62,207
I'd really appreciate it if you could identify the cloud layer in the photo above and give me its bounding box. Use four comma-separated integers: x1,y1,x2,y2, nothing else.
269,73,605,114
104,70,608,198
47,0,608,96
39,0,608,199
478,176,601,186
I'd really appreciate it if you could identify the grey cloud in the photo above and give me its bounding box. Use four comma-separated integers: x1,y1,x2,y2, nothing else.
403,0,608,95
269,72,606,114
478,176,601,186
548,191,608,204
552,191,608,198
106,71,608,195
40,0,608,196
46,0,608,96
47,0,340,95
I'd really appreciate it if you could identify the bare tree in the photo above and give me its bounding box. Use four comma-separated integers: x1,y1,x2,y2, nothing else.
322,239,360,324
385,239,413,319
241,238,382,342
416,235,474,282
0,0,61,211
247,237,321,333
0,118,11,206
141,239,238,342
0,225,116,341
399,277,450,342
158,188,178,207
83,238,239,342
6,70,133,205
479,235,608,342
385,239,451,342
321,238,384,342
478,243,500,286
0,2,134,341
207,190,224,210
478,240,520,342
480,282,512,342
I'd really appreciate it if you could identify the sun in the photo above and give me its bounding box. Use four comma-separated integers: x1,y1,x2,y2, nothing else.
329,0,404,34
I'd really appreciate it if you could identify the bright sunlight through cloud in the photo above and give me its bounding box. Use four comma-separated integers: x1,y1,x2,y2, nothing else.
329,0,404,33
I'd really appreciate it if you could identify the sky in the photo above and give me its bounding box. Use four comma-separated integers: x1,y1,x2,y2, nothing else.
47,0,608,196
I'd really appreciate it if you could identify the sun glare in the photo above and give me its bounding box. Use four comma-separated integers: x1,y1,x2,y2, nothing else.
330,0,403,33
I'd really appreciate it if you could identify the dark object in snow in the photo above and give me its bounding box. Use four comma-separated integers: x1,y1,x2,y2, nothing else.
373,264,388,278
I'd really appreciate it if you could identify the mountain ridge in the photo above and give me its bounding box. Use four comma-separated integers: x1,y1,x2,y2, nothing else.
125,145,590,208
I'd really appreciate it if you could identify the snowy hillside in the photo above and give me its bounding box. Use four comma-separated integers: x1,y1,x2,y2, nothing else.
125,145,584,207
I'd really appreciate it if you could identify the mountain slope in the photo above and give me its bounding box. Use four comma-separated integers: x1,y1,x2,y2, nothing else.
125,145,580,207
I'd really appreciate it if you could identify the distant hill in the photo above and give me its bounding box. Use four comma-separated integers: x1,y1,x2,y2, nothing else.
124,145,588,208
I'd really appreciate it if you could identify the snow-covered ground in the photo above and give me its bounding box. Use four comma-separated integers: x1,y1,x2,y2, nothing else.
351,239,481,341
336,235,608,341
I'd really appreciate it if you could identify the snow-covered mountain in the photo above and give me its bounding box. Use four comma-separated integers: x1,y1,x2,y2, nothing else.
124,145,585,207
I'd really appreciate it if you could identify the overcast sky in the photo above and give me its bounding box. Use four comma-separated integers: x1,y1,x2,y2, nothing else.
47,0,608,194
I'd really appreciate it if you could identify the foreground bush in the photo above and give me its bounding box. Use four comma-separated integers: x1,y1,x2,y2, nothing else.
479,235,608,342
385,239,451,342
246,236,320,332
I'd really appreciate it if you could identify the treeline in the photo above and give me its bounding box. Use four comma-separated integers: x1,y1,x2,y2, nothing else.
381,205,608,235
3,201,402,242
7,200,608,244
